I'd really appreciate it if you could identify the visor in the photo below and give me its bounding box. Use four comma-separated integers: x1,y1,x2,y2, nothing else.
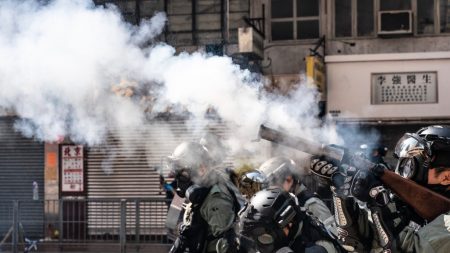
394,133,431,158
241,171,268,185
396,158,416,179
238,171,268,198
394,133,432,182
162,156,191,176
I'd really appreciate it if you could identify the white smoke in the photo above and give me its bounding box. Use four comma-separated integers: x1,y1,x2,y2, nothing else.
0,0,350,170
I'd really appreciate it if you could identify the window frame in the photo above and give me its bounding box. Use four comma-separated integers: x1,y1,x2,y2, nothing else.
332,0,377,39
269,0,322,42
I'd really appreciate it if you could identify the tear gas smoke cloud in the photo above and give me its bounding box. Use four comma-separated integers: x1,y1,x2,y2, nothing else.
0,0,380,174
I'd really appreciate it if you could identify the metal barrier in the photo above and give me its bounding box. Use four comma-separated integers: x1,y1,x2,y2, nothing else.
0,198,173,253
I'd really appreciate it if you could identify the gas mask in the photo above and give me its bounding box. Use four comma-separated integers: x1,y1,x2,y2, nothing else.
163,157,194,198
253,229,287,253
394,133,432,185
240,221,292,253
175,169,193,198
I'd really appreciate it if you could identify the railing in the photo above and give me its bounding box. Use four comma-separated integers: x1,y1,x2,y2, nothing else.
0,198,174,253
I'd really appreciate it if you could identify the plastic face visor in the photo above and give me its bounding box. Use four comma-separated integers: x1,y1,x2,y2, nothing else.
162,157,192,178
394,133,431,159
240,171,268,186
394,133,432,179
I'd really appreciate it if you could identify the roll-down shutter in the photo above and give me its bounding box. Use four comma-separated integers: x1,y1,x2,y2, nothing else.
0,117,45,239
85,119,231,234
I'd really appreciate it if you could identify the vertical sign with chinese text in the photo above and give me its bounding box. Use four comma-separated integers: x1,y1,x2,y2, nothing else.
62,145,84,192
371,72,438,104
306,56,326,100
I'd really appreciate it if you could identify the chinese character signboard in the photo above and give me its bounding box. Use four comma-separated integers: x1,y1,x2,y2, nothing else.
62,145,84,192
306,56,326,100
371,72,438,104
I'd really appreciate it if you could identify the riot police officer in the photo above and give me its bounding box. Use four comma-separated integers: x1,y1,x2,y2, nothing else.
166,141,241,253
239,187,341,253
255,157,335,234
310,125,450,253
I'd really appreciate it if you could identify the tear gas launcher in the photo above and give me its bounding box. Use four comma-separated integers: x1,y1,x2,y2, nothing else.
258,124,450,221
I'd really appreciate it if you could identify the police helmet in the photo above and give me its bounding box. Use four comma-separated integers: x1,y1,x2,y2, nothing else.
394,125,450,187
167,141,212,170
164,141,212,197
417,125,450,168
258,157,301,190
417,125,450,141
239,187,302,253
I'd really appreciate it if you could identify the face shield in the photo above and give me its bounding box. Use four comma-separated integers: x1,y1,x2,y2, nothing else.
239,171,268,199
162,157,193,198
394,133,432,182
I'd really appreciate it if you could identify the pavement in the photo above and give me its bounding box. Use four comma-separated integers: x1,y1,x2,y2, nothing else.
0,243,172,253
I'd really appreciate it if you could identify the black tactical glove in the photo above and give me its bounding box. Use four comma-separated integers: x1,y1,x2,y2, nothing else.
330,164,357,198
310,156,339,180
332,164,389,205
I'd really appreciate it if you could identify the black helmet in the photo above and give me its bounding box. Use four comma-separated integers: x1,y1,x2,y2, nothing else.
416,125,450,141
394,125,450,188
417,125,450,167
258,157,301,192
164,141,212,197
239,187,303,253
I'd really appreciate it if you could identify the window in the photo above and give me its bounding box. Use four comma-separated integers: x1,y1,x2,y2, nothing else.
335,0,375,38
357,0,375,36
417,0,434,34
270,0,320,41
335,0,351,37
440,0,450,33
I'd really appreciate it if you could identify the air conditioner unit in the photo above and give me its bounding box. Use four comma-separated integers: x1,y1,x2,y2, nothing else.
378,10,412,35
238,27,264,60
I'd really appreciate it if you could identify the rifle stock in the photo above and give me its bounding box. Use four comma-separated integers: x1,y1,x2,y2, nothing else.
380,169,450,221
258,124,450,221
